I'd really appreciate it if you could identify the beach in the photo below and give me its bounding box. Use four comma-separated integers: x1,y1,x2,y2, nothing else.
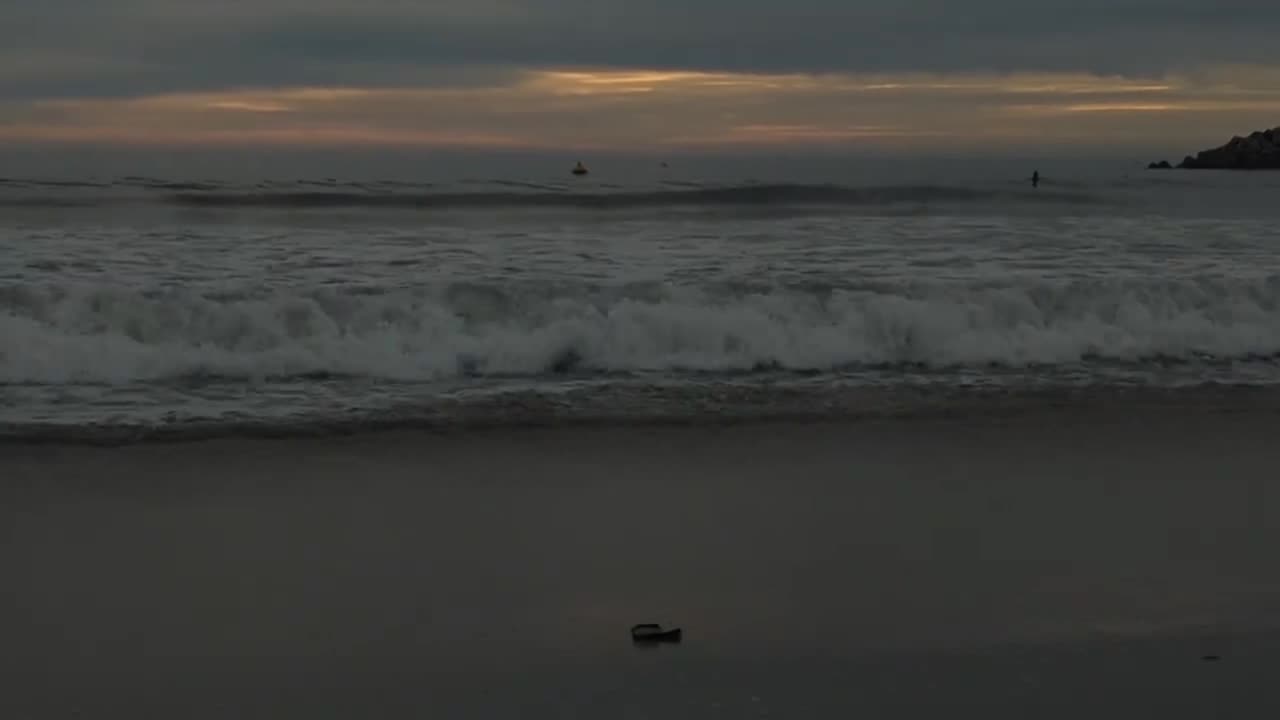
6,164,1280,716
9,0,1280,710
5,401,1280,718
6,0,1280,712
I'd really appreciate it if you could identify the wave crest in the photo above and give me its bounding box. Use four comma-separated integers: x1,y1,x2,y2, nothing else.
3,279,1280,384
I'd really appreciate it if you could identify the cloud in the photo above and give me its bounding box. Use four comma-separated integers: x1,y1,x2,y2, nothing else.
5,67,1280,153
3,0,1280,102
2,1,1278,155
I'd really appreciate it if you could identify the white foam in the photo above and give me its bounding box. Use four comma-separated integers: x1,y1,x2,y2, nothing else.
3,280,1280,384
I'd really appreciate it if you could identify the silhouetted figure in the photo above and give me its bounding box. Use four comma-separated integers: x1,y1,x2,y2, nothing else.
1031,170,1040,188
572,161,588,176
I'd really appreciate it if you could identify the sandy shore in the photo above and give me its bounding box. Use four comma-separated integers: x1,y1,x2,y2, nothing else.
4,408,1280,717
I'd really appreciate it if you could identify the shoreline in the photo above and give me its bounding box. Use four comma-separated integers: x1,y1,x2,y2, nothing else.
5,381,1280,447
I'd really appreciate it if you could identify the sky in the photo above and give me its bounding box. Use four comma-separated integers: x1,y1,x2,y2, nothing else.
2,0,1280,160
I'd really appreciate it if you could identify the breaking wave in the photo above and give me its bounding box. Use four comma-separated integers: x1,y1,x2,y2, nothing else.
4,278,1280,385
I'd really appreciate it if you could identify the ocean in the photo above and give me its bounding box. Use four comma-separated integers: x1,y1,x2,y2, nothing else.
5,161,1280,441
5,160,1280,718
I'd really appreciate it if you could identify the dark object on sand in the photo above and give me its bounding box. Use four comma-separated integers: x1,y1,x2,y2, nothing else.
1149,126,1280,170
631,624,682,644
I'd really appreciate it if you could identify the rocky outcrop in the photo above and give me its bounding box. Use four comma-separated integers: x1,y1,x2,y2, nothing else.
1147,160,1173,169
1150,127,1280,169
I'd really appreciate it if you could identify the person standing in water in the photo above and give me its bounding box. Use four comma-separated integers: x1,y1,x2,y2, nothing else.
1031,170,1040,188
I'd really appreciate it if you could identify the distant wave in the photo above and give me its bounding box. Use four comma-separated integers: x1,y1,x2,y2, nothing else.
0,181,1105,211
163,184,1102,210
3,278,1279,385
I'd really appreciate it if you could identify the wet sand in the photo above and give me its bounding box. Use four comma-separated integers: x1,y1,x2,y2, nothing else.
4,408,1280,718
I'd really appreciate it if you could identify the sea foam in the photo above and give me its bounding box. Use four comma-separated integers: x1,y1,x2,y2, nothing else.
4,278,1279,384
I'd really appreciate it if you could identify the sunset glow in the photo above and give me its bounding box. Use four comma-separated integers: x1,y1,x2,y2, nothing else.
3,66,1280,151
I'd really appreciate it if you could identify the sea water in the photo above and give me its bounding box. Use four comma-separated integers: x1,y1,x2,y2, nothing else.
4,162,1280,440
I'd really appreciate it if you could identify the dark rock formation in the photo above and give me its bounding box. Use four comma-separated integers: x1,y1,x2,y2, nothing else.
1147,160,1173,169
1169,127,1280,169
